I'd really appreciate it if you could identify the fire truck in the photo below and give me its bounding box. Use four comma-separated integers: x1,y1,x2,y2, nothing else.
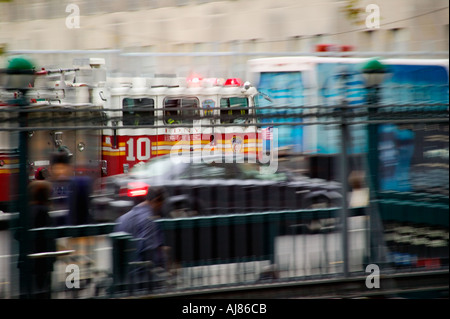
102,71,263,176
0,58,265,212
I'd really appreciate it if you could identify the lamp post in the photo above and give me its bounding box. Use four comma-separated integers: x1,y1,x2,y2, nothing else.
362,59,386,102
4,56,36,298
362,58,387,266
362,59,387,191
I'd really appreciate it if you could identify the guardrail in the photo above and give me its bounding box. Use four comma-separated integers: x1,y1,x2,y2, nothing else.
1,201,447,298
1,80,448,298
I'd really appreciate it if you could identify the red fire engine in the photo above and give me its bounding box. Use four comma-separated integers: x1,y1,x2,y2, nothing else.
0,58,264,211
102,72,262,176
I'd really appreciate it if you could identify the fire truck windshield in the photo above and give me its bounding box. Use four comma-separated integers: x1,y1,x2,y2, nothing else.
123,98,155,125
220,97,249,124
164,97,199,124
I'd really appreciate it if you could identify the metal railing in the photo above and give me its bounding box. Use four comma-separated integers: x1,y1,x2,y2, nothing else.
0,85,448,298
0,198,447,298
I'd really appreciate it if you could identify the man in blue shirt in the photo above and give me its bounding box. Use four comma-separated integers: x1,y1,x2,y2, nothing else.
49,151,93,225
114,187,168,271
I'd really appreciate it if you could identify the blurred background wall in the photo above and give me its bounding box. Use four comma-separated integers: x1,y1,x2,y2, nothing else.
0,0,448,76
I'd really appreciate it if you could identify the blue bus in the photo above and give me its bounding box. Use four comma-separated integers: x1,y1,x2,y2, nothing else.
247,56,449,192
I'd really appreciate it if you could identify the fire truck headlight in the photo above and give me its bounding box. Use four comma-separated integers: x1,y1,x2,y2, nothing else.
77,142,86,152
57,145,73,157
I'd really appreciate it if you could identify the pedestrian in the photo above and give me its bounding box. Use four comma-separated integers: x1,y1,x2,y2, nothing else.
48,150,73,220
48,150,93,225
27,178,55,298
114,186,170,288
47,150,95,287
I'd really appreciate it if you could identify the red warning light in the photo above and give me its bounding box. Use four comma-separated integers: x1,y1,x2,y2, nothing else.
224,78,243,86
187,73,203,87
127,182,149,197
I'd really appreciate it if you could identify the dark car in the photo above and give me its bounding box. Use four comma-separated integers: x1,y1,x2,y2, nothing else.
93,153,342,221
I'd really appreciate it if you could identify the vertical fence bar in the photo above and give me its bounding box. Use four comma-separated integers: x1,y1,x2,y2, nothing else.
216,215,231,262
198,217,213,262
340,102,350,278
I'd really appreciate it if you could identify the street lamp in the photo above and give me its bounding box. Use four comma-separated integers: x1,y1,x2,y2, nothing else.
362,58,387,106
5,56,36,92
3,56,36,298
361,58,388,267
362,58,387,192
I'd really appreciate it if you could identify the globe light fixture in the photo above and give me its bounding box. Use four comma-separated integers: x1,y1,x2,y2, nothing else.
5,56,36,92
362,58,387,106
362,58,387,88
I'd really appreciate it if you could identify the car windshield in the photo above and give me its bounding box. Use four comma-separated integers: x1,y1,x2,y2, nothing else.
177,156,289,181
237,162,288,181
129,155,184,178
130,154,288,182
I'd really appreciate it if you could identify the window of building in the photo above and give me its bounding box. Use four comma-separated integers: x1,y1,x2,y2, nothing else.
443,24,449,51
386,28,409,52
359,30,374,52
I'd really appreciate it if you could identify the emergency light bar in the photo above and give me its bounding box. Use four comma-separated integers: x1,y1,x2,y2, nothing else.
224,78,243,86
110,74,251,90
185,75,244,88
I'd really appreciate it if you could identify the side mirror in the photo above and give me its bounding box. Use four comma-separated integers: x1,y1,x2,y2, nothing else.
258,92,273,102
